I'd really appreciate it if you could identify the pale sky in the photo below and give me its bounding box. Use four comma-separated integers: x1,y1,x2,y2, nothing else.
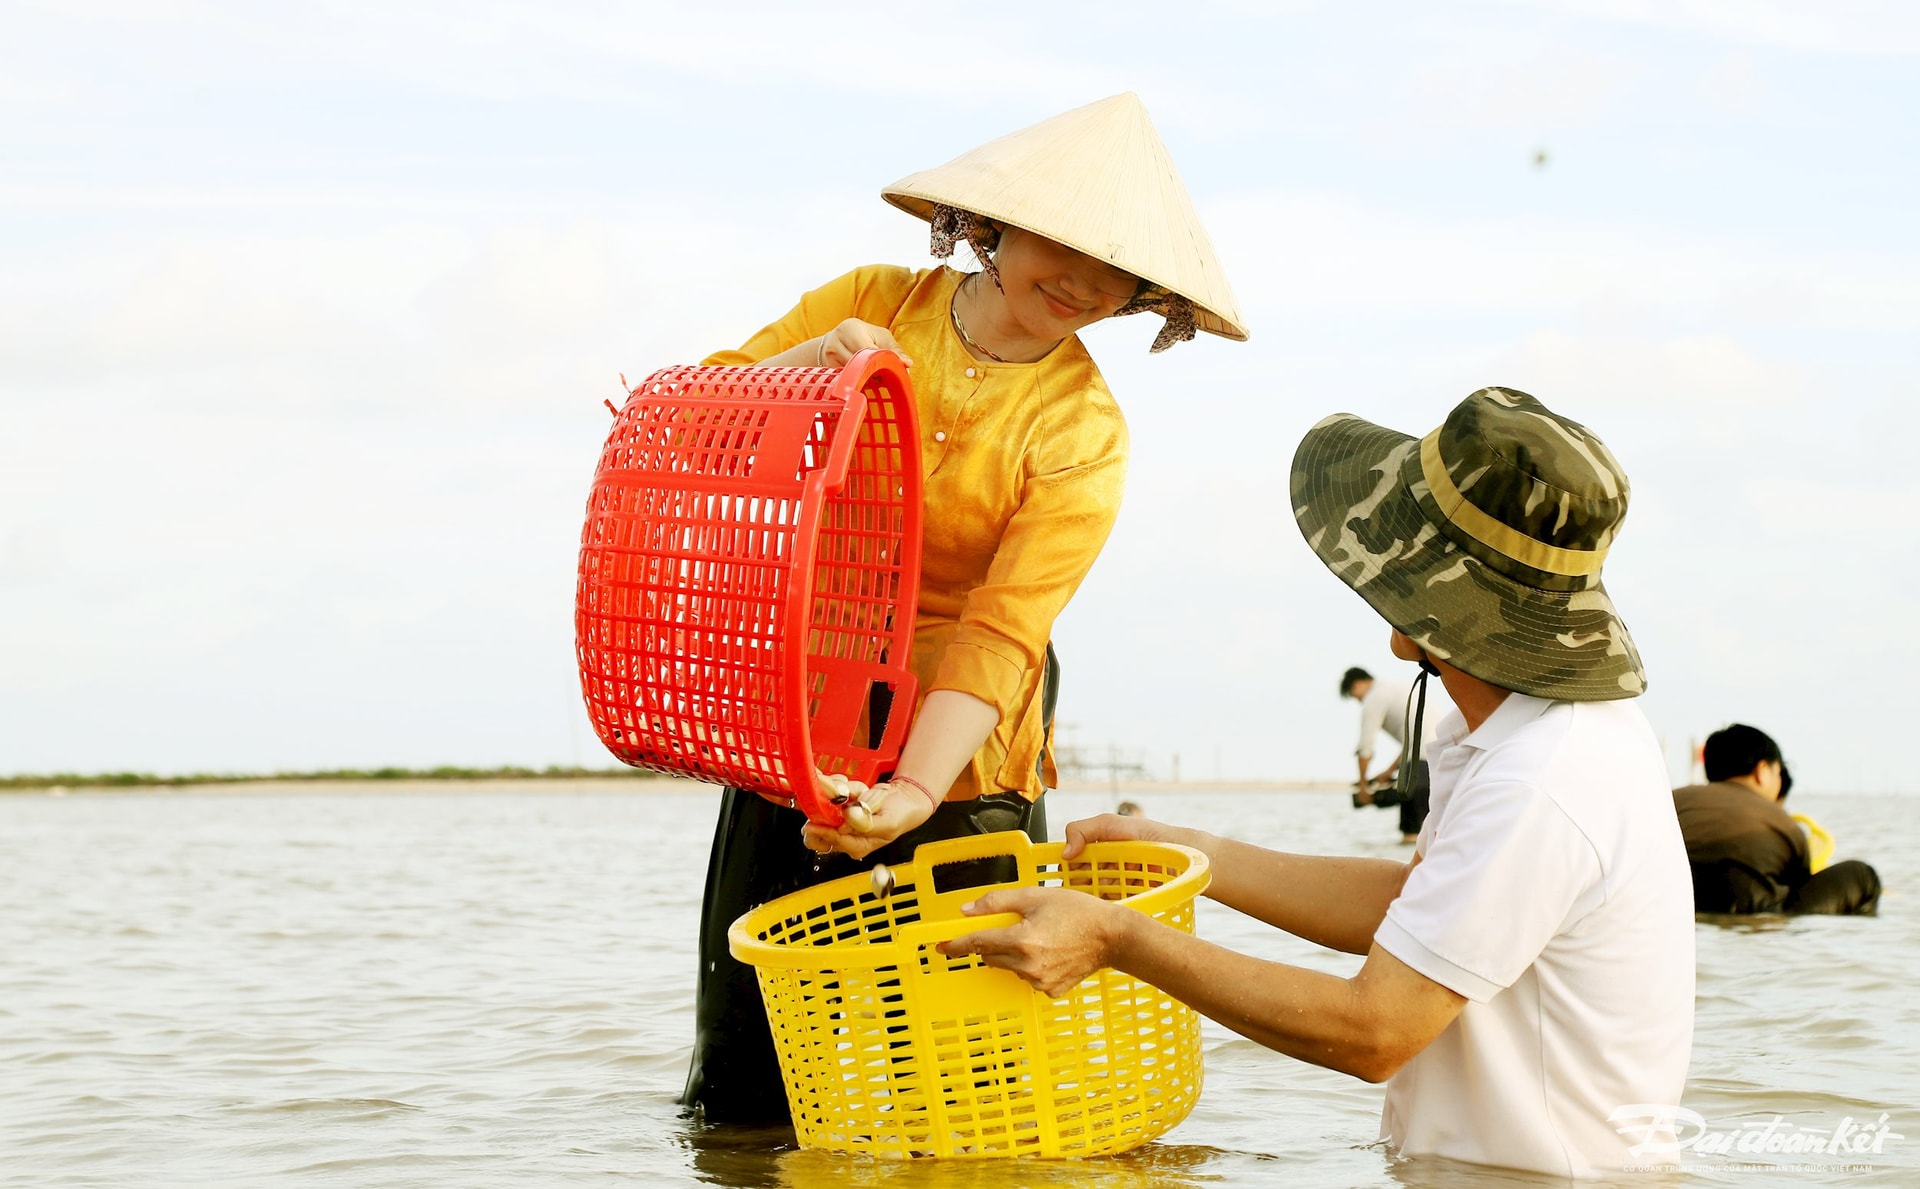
3,1,1916,789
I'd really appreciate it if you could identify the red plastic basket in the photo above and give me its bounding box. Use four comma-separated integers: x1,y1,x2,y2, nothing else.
575,350,922,827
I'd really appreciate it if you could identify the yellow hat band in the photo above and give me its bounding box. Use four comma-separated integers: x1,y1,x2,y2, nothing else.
1419,431,1609,578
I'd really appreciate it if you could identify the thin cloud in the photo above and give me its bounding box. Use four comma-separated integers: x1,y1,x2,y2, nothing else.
1511,0,1920,56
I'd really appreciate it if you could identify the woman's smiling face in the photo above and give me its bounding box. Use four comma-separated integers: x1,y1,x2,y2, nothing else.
991,226,1139,339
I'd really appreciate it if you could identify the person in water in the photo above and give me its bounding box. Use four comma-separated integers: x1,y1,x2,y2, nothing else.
1673,723,1880,914
682,94,1247,1123
1340,664,1441,840
942,388,1697,1178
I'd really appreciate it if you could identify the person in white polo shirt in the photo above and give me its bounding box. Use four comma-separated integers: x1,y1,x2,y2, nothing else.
942,387,1696,1179
1341,664,1445,840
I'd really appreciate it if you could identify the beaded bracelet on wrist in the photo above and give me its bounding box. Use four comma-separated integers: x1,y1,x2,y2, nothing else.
891,775,941,807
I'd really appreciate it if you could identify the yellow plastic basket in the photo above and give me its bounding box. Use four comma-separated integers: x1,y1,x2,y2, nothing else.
1791,813,1835,873
728,830,1211,1159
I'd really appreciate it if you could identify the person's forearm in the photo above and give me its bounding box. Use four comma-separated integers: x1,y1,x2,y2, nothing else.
755,319,913,371
802,689,998,856
892,689,998,801
755,337,828,367
943,859,1461,1078
1108,917,1419,1081
1212,841,1410,954
1169,829,1409,955
1356,755,1372,786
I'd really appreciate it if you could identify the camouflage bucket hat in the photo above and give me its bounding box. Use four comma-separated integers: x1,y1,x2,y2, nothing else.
1291,387,1645,701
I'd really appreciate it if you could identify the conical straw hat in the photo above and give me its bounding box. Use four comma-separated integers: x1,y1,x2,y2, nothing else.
882,93,1248,342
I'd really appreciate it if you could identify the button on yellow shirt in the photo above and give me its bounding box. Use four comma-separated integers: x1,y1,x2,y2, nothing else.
704,265,1128,801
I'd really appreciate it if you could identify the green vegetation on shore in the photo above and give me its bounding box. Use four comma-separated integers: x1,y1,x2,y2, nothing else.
0,765,662,791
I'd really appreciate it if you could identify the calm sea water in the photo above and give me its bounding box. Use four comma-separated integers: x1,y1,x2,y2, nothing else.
1,784,1913,1188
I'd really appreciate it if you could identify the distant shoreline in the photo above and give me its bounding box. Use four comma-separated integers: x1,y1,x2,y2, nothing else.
3,768,1348,795
0,766,670,792
1057,779,1347,793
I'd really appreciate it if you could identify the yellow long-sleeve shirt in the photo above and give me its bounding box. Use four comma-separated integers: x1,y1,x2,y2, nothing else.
705,265,1127,801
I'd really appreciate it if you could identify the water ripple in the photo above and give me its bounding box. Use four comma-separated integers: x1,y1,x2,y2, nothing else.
0,786,1912,1187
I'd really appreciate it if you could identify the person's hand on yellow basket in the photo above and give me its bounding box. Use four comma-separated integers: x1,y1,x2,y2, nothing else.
937,885,1133,999
801,776,940,859
1058,811,1197,858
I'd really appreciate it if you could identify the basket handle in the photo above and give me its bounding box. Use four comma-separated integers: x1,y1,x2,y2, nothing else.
908,829,1035,873
894,910,1025,956
806,659,918,783
809,349,905,491
1056,841,1215,918
901,829,1037,917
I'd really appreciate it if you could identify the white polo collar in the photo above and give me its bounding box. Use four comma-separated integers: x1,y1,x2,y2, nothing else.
1457,690,1554,752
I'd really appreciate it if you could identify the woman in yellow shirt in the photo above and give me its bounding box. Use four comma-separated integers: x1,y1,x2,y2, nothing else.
684,93,1246,1123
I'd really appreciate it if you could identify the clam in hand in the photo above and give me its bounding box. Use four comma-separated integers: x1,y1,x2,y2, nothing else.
821,771,853,805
